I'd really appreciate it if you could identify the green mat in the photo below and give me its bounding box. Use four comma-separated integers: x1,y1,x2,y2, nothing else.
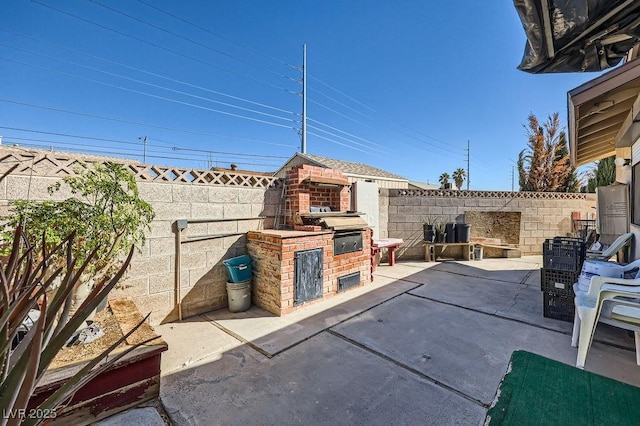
485,351,640,425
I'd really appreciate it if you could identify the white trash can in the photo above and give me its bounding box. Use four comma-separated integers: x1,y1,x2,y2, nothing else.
473,246,483,260
226,279,251,312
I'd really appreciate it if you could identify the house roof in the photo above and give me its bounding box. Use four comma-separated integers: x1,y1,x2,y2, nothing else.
212,166,274,176
408,181,440,190
569,57,640,166
276,152,407,181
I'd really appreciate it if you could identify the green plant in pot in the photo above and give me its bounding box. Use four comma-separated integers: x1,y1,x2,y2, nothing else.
434,222,447,243
422,215,439,243
2,162,154,325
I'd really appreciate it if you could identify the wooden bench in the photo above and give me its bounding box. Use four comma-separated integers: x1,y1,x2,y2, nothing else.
479,244,521,259
372,238,404,274
470,237,521,259
424,242,475,262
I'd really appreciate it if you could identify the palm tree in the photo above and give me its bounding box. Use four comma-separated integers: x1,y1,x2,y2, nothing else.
452,168,466,190
438,172,450,188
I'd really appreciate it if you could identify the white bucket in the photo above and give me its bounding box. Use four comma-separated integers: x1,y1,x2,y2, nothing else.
473,246,483,260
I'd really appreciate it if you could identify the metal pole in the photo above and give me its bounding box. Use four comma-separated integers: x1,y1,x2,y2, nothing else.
301,44,307,154
466,140,470,190
175,225,182,321
139,136,147,163
512,166,515,191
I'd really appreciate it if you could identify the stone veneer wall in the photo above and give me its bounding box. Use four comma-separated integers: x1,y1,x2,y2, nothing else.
247,229,372,315
0,147,281,325
383,189,597,259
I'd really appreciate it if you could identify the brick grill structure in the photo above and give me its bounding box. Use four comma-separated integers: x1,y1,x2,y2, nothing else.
247,229,372,315
247,164,373,316
284,164,351,226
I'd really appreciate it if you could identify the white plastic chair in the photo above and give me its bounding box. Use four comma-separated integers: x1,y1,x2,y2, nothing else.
586,232,634,261
572,275,640,369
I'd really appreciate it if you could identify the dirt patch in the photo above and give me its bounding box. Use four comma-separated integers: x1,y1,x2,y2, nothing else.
109,298,163,346
49,308,125,370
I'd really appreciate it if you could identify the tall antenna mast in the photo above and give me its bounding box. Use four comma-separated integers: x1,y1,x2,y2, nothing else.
301,43,307,154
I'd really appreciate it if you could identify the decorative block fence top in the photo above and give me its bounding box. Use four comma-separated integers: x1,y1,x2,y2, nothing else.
392,189,590,200
0,146,281,188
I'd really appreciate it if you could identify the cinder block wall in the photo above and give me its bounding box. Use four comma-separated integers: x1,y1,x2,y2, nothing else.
124,183,280,324
385,189,597,259
378,189,389,239
0,147,281,325
0,147,599,324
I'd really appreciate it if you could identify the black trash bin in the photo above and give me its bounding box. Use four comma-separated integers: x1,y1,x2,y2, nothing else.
456,224,471,243
423,224,435,243
445,223,456,243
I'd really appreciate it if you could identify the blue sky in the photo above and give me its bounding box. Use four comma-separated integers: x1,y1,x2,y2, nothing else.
1,1,600,190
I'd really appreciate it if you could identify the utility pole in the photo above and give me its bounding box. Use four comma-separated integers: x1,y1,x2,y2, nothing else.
301,43,307,154
509,158,518,192
139,136,147,163
511,166,515,191
466,140,470,190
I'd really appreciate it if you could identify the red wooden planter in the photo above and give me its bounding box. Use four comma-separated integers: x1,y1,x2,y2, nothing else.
28,299,168,425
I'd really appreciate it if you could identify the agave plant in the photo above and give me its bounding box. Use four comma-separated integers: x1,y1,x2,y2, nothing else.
0,226,153,426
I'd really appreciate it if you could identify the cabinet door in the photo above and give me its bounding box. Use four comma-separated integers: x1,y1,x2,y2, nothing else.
294,248,323,304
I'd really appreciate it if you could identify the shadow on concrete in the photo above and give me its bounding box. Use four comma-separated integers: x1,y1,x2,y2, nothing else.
156,258,640,425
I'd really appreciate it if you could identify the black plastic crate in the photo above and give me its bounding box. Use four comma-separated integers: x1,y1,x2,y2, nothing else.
542,237,586,273
540,268,579,297
543,292,575,322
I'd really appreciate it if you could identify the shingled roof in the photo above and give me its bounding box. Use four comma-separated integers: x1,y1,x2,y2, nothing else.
277,153,407,181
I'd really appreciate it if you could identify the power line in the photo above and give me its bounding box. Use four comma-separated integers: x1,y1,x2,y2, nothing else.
0,27,297,116
0,126,138,145
306,131,378,155
307,73,466,154
307,118,386,150
3,138,283,167
308,87,374,121
17,2,465,162
0,128,292,161
308,115,462,159
164,145,289,159
88,0,298,83
308,73,376,113
306,124,387,154
307,98,372,129
13,4,464,159
2,43,297,123
0,57,298,129
30,0,297,93
135,0,299,71
307,91,464,156
0,35,369,156
395,125,465,152
0,98,298,148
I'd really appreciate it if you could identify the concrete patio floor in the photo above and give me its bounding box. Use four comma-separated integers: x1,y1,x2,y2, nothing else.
156,256,640,425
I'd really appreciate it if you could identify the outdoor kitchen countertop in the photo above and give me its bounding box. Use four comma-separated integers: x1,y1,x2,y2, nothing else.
250,229,333,238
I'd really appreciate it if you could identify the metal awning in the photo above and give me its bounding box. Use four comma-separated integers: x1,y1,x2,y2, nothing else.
514,0,640,74
569,58,640,166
